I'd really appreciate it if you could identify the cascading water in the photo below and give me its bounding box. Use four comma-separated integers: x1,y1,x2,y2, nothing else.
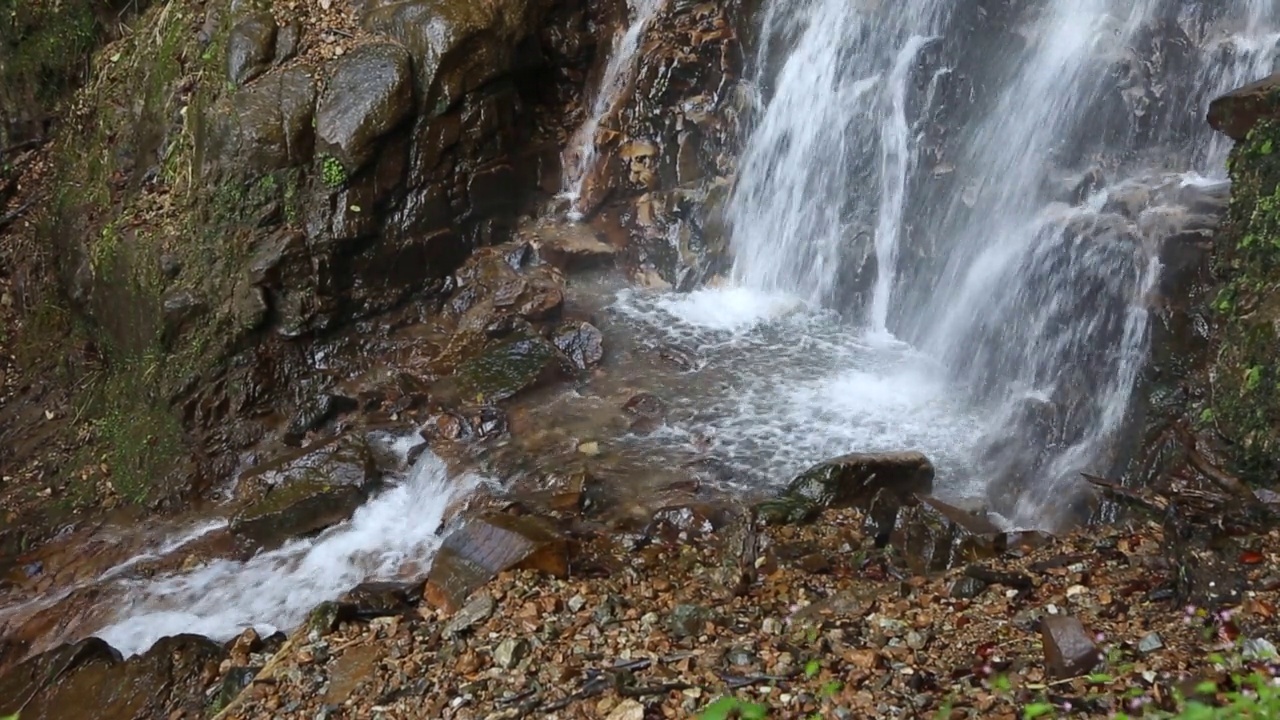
723,0,1279,526
560,0,665,219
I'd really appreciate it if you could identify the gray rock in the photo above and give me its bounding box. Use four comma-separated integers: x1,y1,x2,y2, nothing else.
443,592,495,636
274,20,302,64
493,637,529,669
315,42,414,172
1040,615,1099,679
667,604,715,639
161,288,208,347
227,12,278,87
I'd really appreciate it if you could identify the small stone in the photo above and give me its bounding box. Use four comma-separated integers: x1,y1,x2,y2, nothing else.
949,576,988,599
443,592,495,636
906,631,927,651
1040,615,1099,679
1137,632,1164,654
762,617,782,635
667,604,714,639
578,441,600,456
1243,638,1278,661
568,594,587,613
606,699,645,720
493,638,529,669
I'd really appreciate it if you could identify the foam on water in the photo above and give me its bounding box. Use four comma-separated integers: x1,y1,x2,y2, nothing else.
94,450,478,657
611,286,987,500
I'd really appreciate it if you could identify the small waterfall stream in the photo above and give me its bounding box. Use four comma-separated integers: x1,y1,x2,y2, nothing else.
560,0,665,219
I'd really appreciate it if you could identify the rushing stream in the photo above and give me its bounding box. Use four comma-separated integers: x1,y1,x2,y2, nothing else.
36,0,1280,657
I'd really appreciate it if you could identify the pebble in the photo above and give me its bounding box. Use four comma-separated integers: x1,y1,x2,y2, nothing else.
1138,632,1164,654
493,638,529,669
568,594,587,613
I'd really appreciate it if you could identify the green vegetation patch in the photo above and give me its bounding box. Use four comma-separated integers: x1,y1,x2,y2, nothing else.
1206,120,1280,486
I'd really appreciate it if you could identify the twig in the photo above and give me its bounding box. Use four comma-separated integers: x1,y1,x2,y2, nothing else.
324,27,355,38
618,682,696,697
0,202,33,233
1,138,45,156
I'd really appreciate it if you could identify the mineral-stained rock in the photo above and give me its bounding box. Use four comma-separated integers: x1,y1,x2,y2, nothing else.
0,634,224,719
424,512,568,612
315,42,414,172
226,11,277,87
337,580,421,618
1208,71,1280,141
1040,614,1099,679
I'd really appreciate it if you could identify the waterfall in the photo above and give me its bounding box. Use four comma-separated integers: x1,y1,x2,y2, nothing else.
727,0,1280,525
560,0,665,219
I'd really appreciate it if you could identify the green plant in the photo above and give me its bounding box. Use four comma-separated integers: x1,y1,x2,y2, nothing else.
697,696,768,720
320,155,347,188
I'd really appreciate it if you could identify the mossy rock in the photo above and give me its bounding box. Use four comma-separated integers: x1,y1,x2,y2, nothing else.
434,334,571,405
1206,118,1280,486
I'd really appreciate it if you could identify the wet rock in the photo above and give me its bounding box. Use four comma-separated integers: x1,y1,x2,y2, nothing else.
1040,615,1099,679
425,512,568,612
274,20,302,64
316,42,414,172
434,335,570,405
765,452,934,535
284,393,359,445
227,12,277,87
0,635,224,719
525,221,618,272
552,320,604,370
215,666,258,711
213,66,318,173
338,581,420,618
232,435,382,547
1208,71,1280,141
363,0,541,115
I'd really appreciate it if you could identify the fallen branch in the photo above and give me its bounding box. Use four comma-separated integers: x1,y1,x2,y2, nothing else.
0,202,32,233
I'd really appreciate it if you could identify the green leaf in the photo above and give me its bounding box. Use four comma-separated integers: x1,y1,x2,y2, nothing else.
1194,680,1220,695
804,659,821,678
1086,673,1113,684
698,697,738,720
1023,703,1054,719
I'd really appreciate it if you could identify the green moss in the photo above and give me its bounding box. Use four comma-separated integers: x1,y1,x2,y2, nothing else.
1207,119,1280,486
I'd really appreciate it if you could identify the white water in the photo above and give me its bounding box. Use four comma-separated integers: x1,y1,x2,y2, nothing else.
560,0,666,219
93,450,477,656
723,0,1279,525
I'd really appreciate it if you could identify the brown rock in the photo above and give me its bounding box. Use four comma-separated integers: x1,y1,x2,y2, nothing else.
424,512,567,612
226,12,277,87
1208,72,1280,142
525,221,618,272
315,42,414,172
1040,615,1099,679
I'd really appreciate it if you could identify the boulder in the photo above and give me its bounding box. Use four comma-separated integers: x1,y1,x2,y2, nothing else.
226,11,277,87
0,635,224,719
230,434,383,547
424,512,568,612
315,42,414,172
432,334,570,405
211,66,317,174
785,451,934,509
362,0,543,113
1208,72,1280,141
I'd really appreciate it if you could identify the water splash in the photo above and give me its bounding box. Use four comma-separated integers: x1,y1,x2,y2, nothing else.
727,0,1279,525
93,451,477,656
560,0,666,219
